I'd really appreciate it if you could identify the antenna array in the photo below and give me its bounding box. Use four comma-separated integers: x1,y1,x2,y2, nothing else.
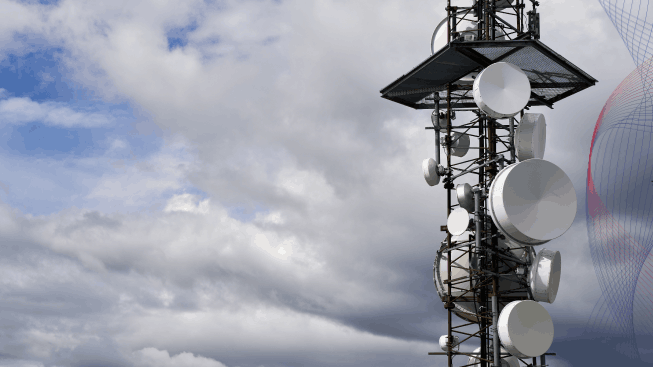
379,1,597,367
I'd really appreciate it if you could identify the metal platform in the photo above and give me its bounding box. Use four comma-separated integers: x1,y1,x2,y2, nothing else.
380,39,597,110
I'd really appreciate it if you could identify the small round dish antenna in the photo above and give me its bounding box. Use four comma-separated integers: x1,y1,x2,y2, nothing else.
488,159,577,245
439,335,460,352
529,248,561,303
473,62,531,119
431,110,444,128
449,132,470,157
423,158,440,186
456,183,475,212
498,300,554,358
447,208,471,235
516,113,546,161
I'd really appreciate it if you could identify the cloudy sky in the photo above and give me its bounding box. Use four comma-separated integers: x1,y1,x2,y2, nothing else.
0,0,645,366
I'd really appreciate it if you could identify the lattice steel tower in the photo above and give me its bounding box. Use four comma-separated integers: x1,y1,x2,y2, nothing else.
380,1,597,367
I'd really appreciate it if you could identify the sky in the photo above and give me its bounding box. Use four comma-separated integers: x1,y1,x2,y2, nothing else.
0,0,645,366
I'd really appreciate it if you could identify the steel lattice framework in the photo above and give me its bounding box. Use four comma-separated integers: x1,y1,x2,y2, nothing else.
380,1,596,367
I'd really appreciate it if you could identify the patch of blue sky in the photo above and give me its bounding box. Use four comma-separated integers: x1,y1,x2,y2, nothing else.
167,20,198,51
0,117,197,216
0,103,161,160
15,0,60,5
6,123,94,156
0,47,74,103
0,45,204,216
228,204,268,223
183,187,210,201
0,46,162,159
0,154,91,215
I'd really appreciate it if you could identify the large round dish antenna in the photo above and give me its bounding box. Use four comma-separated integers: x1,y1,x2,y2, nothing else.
438,233,474,297
473,62,531,119
447,208,470,235
529,248,561,303
431,15,477,55
434,232,532,323
435,232,480,322
423,158,440,186
431,18,449,55
516,113,546,161
498,300,554,358
488,159,577,245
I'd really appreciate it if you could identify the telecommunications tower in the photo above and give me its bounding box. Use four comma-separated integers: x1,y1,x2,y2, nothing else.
380,1,597,367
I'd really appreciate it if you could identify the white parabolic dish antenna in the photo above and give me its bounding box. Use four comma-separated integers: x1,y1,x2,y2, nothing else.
439,335,460,352
488,159,577,245
436,232,481,322
431,16,477,55
516,113,546,161
473,62,531,119
450,132,471,157
438,232,474,298
447,208,470,236
456,183,474,212
423,158,440,186
529,248,561,303
498,300,554,358
431,18,449,55
435,232,530,322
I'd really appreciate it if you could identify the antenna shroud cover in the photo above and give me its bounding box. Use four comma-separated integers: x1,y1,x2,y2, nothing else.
423,158,440,186
529,248,561,303
516,113,547,161
488,159,577,245
473,62,531,119
439,335,460,352
456,183,475,212
498,300,554,358
450,132,471,157
435,233,531,322
447,208,471,236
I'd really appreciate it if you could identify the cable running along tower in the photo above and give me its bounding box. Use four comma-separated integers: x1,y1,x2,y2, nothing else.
380,1,597,367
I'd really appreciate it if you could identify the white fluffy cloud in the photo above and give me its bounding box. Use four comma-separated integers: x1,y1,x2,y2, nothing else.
0,96,114,127
132,348,227,367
